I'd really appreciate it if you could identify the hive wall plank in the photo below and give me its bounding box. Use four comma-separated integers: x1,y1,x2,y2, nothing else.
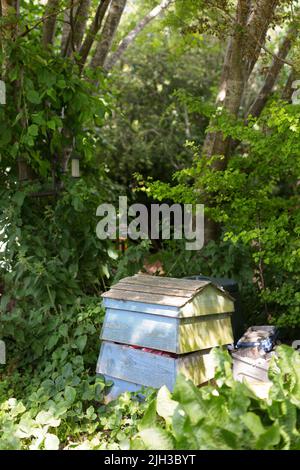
97,342,216,389
178,315,233,353
177,348,216,384
97,341,176,389
101,309,178,352
101,309,233,353
99,374,143,403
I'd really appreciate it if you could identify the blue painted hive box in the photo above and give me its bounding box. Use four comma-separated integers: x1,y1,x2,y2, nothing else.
97,274,235,397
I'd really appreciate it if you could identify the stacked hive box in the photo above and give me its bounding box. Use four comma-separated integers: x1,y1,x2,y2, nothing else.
97,274,234,401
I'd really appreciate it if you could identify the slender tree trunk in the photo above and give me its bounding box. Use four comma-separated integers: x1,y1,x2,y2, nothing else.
202,1,250,164
245,0,280,78
42,0,60,47
72,0,91,51
247,27,296,118
282,69,297,102
62,0,91,57
201,0,280,243
78,0,111,70
105,0,173,70
90,0,127,69
228,28,295,159
61,2,76,56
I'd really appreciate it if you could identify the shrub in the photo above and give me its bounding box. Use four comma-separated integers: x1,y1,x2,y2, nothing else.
140,102,300,327
132,345,300,450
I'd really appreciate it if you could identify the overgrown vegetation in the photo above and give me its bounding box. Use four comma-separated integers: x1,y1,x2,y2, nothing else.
133,346,300,450
140,102,300,327
0,0,300,450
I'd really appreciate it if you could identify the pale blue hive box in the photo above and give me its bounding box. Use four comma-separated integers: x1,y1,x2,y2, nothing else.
97,274,235,400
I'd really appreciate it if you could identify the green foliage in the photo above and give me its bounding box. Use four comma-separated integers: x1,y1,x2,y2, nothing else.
165,0,234,40
142,102,300,327
0,291,155,450
0,0,299,452
0,9,132,450
132,346,300,450
101,24,221,186
113,240,152,283
0,38,111,180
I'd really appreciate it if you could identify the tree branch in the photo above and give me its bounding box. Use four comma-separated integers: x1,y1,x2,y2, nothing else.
245,0,281,77
246,26,296,118
61,2,72,55
281,69,297,102
90,0,127,70
104,0,173,70
62,0,91,57
18,1,80,39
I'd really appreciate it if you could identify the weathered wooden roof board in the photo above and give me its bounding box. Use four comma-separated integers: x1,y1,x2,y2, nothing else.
102,273,234,318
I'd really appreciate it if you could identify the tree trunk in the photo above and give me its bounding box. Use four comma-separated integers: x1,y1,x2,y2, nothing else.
105,0,172,70
247,26,296,118
62,0,91,57
90,0,127,69
73,0,91,51
201,0,280,243
202,1,250,165
78,0,111,70
42,0,60,47
282,69,297,102
61,2,75,56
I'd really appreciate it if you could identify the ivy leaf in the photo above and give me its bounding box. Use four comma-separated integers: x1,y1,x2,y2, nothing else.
138,427,175,450
28,124,39,136
64,386,76,404
44,433,60,450
46,334,60,350
27,90,41,104
256,424,281,450
59,324,68,338
156,386,178,426
138,398,157,431
241,412,265,439
0,125,12,146
35,411,60,427
75,334,87,353
12,191,25,207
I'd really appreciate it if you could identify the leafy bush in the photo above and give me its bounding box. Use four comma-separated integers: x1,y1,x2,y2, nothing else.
0,294,155,450
141,103,300,327
0,372,153,450
132,345,300,450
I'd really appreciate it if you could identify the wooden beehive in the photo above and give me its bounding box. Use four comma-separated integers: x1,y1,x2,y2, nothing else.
100,274,234,353
97,274,235,397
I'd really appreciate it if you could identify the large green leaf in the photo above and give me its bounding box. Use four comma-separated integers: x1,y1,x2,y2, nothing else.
138,427,175,450
156,386,178,426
